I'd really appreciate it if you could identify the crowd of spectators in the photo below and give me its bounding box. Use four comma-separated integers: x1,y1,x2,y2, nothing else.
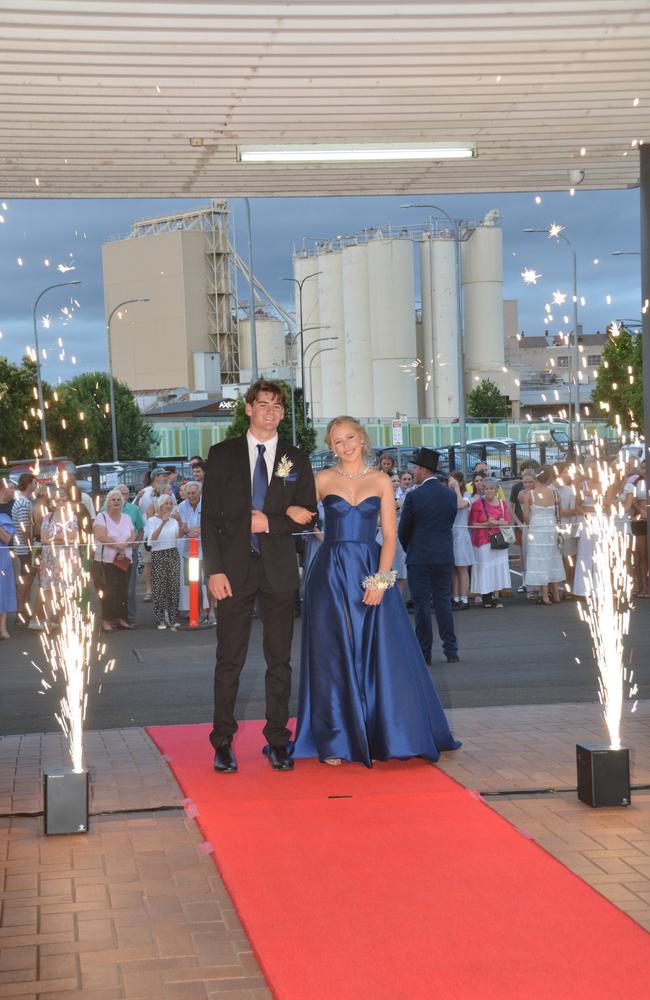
379,451,648,612
0,448,646,641
0,458,211,639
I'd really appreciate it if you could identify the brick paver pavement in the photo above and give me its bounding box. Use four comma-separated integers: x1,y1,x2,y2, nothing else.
0,730,271,999
1,702,649,996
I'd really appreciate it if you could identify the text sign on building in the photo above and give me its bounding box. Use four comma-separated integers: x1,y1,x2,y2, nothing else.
391,420,403,446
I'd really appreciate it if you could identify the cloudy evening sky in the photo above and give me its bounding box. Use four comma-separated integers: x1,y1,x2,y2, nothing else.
0,187,642,386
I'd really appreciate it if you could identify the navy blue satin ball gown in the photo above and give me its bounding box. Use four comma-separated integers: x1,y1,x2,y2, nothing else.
293,495,461,766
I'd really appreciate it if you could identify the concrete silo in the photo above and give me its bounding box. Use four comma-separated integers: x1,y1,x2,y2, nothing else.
367,236,418,419
317,249,347,417
293,253,323,419
419,236,436,419
431,237,460,421
238,312,287,374
461,225,505,371
341,243,373,418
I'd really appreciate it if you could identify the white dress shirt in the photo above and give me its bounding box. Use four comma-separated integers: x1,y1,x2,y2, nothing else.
246,431,278,491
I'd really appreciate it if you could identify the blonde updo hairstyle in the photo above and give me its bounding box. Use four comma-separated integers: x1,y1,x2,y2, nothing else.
325,416,373,460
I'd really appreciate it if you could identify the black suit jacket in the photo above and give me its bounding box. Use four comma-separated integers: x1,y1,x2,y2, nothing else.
201,435,317,593
398,478,457,565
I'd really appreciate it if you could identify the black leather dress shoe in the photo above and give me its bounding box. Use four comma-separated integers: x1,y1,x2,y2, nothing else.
268,745,294,771
213,745,237,773
446,655,460,663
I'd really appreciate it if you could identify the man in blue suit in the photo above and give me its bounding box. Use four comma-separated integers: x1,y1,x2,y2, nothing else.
398,448,459,665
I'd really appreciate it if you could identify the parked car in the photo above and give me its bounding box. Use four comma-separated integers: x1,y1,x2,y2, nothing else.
310,450,334,471
446,439,519,479
76,462,125,491
526,427,573,462
619,442,645,469
374,447,419,472
9,456,78,486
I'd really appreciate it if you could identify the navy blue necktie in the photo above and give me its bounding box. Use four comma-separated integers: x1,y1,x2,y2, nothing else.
251,443,268,553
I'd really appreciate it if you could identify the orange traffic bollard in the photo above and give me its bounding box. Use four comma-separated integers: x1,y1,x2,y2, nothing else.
188,536,200,629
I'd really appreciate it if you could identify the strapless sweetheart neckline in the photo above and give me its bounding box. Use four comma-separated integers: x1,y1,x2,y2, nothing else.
321,494,381,509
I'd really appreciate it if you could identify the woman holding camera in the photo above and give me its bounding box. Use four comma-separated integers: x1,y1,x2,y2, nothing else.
144,494,182,630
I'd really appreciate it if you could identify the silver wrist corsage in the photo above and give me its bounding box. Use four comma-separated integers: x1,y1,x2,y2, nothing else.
362,570,397,592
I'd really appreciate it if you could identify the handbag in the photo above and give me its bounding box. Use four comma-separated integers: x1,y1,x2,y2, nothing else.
500,524,516,546
489,530,510,550
482,499,512,549
113,553,132,572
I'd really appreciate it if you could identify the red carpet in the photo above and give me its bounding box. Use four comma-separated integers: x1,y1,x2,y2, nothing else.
147,721,650,999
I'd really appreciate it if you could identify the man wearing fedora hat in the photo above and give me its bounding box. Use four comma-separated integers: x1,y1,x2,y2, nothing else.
398,448,459,665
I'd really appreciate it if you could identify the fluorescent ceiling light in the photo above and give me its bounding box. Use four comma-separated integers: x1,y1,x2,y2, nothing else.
237,143,477,164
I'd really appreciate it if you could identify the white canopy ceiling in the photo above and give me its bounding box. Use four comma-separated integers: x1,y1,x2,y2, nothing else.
2,0,649,198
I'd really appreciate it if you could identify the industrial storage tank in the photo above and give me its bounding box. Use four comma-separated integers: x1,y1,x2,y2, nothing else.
367,236,418,419
431,236,460,421
419,236,436,419
293,253,323,419
461,225,504,369
341,243,373,418
238,311,287,374
317,249,347,417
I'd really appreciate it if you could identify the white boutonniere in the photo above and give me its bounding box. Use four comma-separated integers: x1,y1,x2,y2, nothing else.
275,454,294,480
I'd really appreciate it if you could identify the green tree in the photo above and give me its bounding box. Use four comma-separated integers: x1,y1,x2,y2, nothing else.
466,378,509,421
592,324,643,433
225,384,317,453
224,394,249,439
49,372,157,463
0,356,49,461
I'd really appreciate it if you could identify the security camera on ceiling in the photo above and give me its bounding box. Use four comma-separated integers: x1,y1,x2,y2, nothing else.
569,168,585,185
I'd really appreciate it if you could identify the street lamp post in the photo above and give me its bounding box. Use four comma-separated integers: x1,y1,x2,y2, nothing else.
523,227,581,438
303,336,339,423
287,323,327,422
401,203,468,473
287,359,298,446
282,271,321,422
309,347,335,416
32,279,82,452
244,198,258,380
106,298,150,461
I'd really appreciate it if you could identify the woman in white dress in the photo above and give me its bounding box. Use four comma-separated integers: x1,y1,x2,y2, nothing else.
573,464,600,598
377,474,409,597
520,467,565,605
624,460,648,597
555,465,579,595
468,478,511,608
449,471,473,609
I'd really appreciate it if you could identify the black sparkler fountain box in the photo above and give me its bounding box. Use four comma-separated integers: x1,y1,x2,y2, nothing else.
576,744,631,808
43,766,89,835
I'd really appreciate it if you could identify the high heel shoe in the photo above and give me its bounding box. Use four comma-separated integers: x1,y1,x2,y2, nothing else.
323,758,342,766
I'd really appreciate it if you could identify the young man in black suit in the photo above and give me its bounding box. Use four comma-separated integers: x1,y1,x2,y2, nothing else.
398,448,459,665
201,380,316,773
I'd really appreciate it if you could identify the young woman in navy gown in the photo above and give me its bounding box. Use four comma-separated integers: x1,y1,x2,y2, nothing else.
290,416,460,767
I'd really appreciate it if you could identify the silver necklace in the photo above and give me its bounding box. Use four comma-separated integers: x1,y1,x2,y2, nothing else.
335,464,370,480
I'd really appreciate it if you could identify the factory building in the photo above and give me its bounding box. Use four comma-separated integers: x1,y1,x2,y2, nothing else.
103,202,520,422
